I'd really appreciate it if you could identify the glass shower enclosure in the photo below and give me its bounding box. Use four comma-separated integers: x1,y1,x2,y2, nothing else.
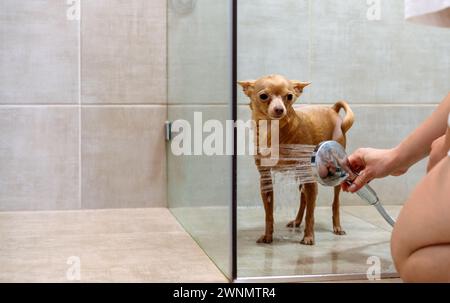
166,0,233,279
167,0,450,282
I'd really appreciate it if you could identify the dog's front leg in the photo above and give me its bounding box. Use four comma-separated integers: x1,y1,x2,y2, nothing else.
301,182,318,245
257,167,274,244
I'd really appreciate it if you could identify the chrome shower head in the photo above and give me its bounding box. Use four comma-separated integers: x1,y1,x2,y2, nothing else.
311,140,352,187
310,140,395,227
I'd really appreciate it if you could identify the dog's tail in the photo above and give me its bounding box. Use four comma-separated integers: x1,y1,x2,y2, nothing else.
332,100,354,134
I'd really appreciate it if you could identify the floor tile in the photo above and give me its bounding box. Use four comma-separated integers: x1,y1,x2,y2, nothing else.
0,208,227,282
237,206,397,278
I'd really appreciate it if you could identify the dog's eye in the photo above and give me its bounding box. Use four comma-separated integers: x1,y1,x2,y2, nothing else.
287,94,294,101
259,94,269,101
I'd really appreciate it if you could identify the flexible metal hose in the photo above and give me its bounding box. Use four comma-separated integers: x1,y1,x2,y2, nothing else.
373,201,395,227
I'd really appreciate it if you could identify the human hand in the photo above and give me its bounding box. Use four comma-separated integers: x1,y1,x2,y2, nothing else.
342,147,408,193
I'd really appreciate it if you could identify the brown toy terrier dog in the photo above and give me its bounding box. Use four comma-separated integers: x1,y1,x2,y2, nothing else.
238,74,354,245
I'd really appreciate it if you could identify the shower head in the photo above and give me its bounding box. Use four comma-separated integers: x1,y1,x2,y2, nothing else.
311,140,378,204
311,140,351,187
310,140,395,227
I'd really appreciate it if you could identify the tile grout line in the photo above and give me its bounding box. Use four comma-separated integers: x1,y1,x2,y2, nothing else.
308,0,312,103
0,103,440,107
78,1,82,210
0,104,168,107
165,0,170,209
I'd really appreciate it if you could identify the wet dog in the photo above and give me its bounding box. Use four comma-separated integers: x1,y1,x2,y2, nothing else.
238,74,354,245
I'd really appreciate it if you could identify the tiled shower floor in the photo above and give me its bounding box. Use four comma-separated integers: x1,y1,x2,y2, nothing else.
237,205,401,278
171,205,402,281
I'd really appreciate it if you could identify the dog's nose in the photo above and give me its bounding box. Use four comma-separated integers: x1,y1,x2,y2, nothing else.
274,107,284,115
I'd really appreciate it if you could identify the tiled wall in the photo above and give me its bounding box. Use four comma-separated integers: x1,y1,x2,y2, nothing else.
237,0,450,206
0,0,167,211
1,0,449,211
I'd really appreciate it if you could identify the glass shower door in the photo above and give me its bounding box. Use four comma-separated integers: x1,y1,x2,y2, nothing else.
236,0,449,281
166,0,233,280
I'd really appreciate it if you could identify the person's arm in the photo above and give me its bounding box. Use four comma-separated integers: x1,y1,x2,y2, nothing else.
345,92,450,193
394,93,450,171
427,118,450,172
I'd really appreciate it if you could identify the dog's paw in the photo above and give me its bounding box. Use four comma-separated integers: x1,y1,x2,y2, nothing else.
333,226,346,235
256,235,273,244
286,220,301,228
300,236,315,245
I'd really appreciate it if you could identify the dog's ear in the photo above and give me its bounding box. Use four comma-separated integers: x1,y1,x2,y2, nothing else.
237,80,256,97
291,81,311,96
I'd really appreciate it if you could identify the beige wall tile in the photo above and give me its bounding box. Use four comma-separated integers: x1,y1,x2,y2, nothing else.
0,107,79,210
81,106,167,208
308,0,450,104
168,0,231,104
237,0,310,105
237,0,450,105
0,0,79,104
81,0,166,104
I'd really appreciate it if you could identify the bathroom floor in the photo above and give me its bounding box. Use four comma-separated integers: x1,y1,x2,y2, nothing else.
237,205,401,278
171,205,402,282
0,208,227,282
0,206,401,282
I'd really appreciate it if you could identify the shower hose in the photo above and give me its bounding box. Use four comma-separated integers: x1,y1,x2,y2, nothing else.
355,183,395,227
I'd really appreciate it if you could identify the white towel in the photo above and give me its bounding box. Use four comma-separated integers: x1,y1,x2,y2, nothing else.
405,0,450,27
